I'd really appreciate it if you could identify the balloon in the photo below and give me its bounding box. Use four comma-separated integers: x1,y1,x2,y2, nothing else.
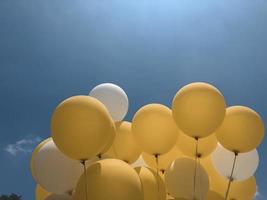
32,140,83,194
135,167,166,200
211,144,259,181
104,121,141,164
201,157,257,200
172,82,226,138
31,138,52,180
36,185,50,200
216,106,265,153
176,132,217,158
131,156,147,168
206,191,224,200
142,146,183,172
45,194,73,200
89,83,129,121
74,159,144,200
51,95,115,160
165,158,209,200
132,104,179,155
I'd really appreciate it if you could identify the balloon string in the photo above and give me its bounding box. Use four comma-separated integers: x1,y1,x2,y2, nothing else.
193,137,199,200
155,154,160,200
81,160,88,200
224,152,238,200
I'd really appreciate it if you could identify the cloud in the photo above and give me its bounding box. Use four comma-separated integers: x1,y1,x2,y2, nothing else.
4,136,41,156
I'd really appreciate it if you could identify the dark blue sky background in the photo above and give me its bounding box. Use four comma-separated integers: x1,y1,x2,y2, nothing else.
0,0,266,199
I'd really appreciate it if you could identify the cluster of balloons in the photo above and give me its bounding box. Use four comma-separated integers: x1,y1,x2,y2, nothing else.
31,82,265,200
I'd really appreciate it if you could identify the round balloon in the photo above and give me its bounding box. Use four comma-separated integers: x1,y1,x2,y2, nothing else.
132,104,179,155
172,82,226,138
104,121,141,164
74,159,144,200
142,146,183,172
45,194,73,200
89,83,129,121
36,185,50,200
211,144,259,181
31,138,52,180
165,158,209,200
176,132,217,158
216,106,264,153
135,167,166,200
206,191,224,200
32,140,83,194
51,95,115,160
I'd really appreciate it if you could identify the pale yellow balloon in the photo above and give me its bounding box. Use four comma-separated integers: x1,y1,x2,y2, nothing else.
206,191,224,200
51,96,115,160
165,158,209,200
74,159,144,200
36,184,50,200
176,132,217,158
132,104,179,155
142,146,183,172
201,157,257,200
135,167,166,200
31,138,52,180
172,82,226,138
104,121,141,164
216,106,265,153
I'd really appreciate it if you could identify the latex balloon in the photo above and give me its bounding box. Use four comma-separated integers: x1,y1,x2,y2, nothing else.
36,185,50,200
172,82,226,138
32,140,83,194
131,156,147,168
176,132,217,158
206,191,224,200
135,167,166,200
216,106,264,153
211,144,259,181
142,146,183,172
31,138,52,180
51,95,115,160
89,83,129,121
74,159,144,200
165,158,209,200
228,177,257,200
104,121,141,164
132,104,179,155
45,194,73,200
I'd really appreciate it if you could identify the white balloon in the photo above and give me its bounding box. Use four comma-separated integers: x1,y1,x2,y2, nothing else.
211,144,259,181
33,140,83,194
89,83,129,121
45,194,73,200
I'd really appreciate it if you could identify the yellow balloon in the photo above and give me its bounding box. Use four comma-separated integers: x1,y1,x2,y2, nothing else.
142,146,183,172
201,157,257,200
132,104,179,155
36,184,51,200
104,121,141,164
216,106,265,153
51,96,115,160
176,132,217,158
31,138,52,180
206,191,224,200
135,167,166,200
172,82,226,138
74,159,144,200
165,158,209,200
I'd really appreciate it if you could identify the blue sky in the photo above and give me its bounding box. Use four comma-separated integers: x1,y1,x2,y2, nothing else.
0,0,266,199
